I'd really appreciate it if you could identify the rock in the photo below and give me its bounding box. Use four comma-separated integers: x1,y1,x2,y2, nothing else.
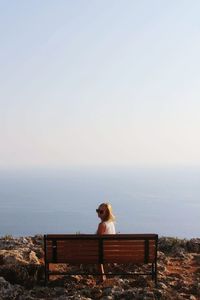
158,237,187,255
187,239,200,253
190,296,197,300
102,287,112,296
81,288,93,298
29,251,40,264
0,235,199,299
0,249,40,266
91,287,103,298
0,250,27,265
0,276,24,299
157,282,168,290
0,235,44,288
190,281,200,296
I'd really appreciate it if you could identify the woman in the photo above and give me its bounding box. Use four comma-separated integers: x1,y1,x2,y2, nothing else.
96,203,116,234
96,203,116,281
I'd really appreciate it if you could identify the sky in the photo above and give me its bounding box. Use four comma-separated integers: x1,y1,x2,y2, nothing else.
0,0,200,169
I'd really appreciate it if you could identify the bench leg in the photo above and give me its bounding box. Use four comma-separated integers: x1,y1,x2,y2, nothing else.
45,263,49,286
152,262,157,287
154,261,158,287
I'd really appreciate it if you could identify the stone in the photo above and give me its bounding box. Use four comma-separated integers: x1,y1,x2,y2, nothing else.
0,276,24,299
190,296,197,300
187,239,200,253
0,235,200,299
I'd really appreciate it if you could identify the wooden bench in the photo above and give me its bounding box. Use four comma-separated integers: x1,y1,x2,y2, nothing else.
44,234,158,285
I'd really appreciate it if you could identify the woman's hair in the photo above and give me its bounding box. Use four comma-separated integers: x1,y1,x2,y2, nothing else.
99,203,116,222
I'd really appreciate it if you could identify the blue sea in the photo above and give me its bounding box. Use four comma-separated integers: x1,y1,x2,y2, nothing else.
0,167,199,238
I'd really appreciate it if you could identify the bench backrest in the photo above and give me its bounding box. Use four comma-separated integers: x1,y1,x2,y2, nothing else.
44,234,158,265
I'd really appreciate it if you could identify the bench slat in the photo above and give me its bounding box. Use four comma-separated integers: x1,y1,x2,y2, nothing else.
104,245,155,250
45,234,157,239
49,257,99,263
104,241,156,246
104,257,154,263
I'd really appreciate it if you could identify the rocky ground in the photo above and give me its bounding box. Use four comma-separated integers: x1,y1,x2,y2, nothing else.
0,235,200,299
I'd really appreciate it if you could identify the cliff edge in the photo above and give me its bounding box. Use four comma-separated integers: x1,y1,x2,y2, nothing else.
0,235,200,299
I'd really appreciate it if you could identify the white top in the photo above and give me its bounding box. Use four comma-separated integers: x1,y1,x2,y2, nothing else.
103,221,116,234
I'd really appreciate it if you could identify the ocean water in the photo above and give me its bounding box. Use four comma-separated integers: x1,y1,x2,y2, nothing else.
0,167,199,238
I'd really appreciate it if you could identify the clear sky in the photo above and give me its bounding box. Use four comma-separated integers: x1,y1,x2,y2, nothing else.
1,0,200,169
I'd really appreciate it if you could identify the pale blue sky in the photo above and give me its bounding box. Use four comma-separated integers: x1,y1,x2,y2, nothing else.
1,0,200,168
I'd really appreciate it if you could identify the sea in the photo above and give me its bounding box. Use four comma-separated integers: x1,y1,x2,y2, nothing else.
0,167,199,238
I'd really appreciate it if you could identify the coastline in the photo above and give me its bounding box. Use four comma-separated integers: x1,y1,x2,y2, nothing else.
0,235,200,299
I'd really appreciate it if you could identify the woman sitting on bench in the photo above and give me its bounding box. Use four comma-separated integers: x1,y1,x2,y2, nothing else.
96,203,116,281
96,203,116,234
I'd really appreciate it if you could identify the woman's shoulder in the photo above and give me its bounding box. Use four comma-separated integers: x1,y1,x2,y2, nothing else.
104,220,115,224
104,220,115,228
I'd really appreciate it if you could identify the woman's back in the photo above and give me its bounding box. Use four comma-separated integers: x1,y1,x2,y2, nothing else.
102,221,116,234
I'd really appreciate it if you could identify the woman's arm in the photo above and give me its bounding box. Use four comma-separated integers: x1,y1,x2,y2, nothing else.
97,222,106,235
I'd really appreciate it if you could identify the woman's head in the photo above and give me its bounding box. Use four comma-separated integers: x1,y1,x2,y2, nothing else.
96,203,115,222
